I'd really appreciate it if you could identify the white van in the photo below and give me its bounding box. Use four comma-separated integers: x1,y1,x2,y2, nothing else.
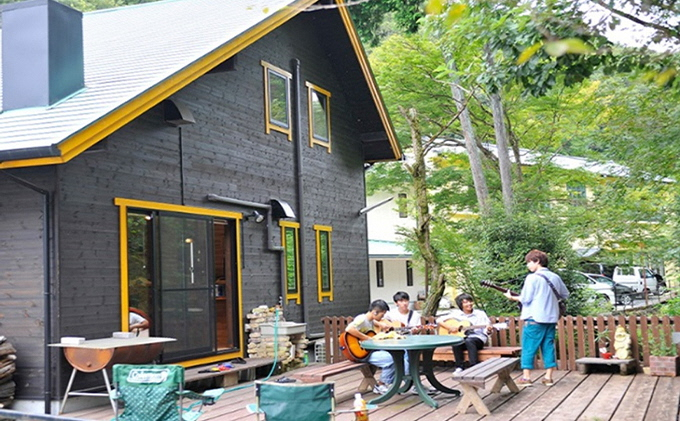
613,266,658,294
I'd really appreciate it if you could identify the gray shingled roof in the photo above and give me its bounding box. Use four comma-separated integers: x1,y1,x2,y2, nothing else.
0,0,319,163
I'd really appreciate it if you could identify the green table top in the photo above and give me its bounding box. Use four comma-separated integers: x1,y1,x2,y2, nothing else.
361,334,463,351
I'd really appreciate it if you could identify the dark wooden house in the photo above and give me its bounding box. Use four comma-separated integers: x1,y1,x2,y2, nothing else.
0,0,400,409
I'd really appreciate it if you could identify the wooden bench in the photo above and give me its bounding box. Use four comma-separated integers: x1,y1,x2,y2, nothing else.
433,345,522,363
453,357,520,415
184,358,274,388
289,360,377,393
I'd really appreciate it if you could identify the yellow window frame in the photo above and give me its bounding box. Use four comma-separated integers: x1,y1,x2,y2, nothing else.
305,81,331,153
262,61,292,140
280,221,301,304
313,224,333,302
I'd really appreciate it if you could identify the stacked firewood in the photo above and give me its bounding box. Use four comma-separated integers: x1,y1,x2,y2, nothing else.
0,337,16,408
245,306,308,368
246,306,287,359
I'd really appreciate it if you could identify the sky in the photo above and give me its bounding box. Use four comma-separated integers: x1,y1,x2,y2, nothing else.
583,2,679,52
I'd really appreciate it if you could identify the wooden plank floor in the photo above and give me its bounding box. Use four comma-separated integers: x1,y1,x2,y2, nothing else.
65,365,680,421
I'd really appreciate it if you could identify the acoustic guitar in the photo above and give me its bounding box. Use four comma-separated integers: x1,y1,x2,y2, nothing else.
480,280,523,310
438,319,508,337
338,321,439,362
338,330,375,362
381,319,437,334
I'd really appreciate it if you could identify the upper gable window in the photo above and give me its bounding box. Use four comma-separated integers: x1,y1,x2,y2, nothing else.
261,61,292,140
305,82,331,152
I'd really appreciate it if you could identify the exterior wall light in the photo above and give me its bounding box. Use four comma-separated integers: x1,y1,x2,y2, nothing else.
246,210,265,223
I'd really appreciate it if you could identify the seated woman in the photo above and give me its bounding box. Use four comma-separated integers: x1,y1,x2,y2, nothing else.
436,293,492,373
129,307,151,337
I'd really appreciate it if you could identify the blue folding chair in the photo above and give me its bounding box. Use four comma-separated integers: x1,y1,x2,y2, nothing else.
111,364,224,421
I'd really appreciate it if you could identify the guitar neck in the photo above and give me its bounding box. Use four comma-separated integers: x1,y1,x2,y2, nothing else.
464,324,489,331
481,281,520,297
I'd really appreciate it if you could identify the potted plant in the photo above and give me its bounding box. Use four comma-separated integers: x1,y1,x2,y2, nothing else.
595,329,612,359
648,336,679,377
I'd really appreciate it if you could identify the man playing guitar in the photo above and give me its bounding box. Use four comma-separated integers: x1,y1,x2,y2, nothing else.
436,293,493,373
383,292,438,395
385,291,420,329
345,299,395,395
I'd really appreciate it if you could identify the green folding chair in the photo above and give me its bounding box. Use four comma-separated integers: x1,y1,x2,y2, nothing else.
111,364,224,421
246,381,336,421
246,381,376,421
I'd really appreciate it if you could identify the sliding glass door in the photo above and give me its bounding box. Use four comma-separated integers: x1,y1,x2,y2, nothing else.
157,213,214,360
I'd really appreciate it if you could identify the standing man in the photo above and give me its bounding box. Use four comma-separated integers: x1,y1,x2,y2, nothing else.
505,249,569,387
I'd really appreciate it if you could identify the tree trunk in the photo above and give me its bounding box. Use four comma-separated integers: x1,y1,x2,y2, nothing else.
399,107,446,317
490,90,514,213
485,44,514,214
444,52,490,216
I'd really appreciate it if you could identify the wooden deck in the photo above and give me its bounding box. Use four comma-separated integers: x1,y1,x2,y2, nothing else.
65,365,680,421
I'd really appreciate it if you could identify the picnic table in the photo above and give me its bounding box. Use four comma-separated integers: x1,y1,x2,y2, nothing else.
361,335,463,408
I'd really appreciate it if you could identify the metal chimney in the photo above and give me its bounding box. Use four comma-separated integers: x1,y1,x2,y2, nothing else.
2,0,84,111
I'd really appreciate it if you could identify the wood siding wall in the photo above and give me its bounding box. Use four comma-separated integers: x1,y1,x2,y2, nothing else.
0,13,373,398
0,169,56,398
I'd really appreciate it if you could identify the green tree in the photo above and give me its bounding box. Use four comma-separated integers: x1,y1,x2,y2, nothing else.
349,0,424,47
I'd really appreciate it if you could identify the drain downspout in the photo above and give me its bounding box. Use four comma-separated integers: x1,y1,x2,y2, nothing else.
291,58,308,325
0,171,52,413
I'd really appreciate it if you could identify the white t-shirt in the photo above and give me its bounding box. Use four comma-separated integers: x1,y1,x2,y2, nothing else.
385,309,421,327
347,313,377,333
129,312,147,326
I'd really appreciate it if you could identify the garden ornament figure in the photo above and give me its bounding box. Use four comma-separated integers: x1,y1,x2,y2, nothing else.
614,325,632,360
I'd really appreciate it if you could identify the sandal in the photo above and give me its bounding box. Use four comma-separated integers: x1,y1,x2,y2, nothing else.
516,378,533,387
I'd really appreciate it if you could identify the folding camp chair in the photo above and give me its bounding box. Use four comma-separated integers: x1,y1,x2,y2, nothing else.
246,381,377,421
246,381,337,421
111,364,224,421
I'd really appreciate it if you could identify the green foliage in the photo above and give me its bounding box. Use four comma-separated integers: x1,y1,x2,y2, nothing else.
658,291,680,316
349,0,424,47
649,335,678,357
425,0,613,98
461,207,593,315
594,328,610,345
369,33,454,145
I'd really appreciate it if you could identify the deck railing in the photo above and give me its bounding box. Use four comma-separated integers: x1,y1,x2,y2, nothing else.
321,315,680,371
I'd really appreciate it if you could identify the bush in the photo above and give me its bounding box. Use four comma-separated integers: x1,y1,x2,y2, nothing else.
658,289,680,316
649,335,678,357
462,208,586,315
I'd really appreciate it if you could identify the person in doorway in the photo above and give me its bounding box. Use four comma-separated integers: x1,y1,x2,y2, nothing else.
129,308,150,336
505,249,569,387
345,299,395,395
436,293,492,373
